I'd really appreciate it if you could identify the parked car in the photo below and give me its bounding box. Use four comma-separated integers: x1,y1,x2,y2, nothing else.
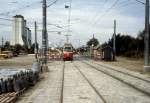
1,51,13,58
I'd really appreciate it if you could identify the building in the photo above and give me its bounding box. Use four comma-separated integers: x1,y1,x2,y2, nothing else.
93,45,102,60
93,45,114,61
101,45,114,61
12,15,32,48
12,15,25,45
26,27,32,48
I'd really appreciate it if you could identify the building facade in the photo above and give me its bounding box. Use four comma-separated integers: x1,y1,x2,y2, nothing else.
12,15,32,48
26,27,32,49
12,15,25,45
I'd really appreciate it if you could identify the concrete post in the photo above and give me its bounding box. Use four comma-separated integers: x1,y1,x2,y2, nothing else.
113,20,116,61
42,0,48,71
34,21,38,61
144,0,150,71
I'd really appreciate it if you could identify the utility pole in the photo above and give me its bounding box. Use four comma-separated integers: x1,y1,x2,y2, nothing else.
64,34,71,43
34,21,38,60
42,0,48,70
91,34,95,59
65,0,72,43
113,20,116,61
1,37,4,47
144,0,150,71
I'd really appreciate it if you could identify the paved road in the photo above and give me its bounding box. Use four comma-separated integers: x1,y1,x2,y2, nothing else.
17,59,150,103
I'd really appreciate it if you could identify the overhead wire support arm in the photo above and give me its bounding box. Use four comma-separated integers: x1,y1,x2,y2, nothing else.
47,0,59,7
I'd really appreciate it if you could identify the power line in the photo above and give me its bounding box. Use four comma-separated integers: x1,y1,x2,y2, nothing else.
0,23,11,26
0,0,42,16
0,17,64,29
135,0,145,5
93,0,119,26
112,0,136,10
88,0,108,29
88,0,119,34
0,17,13,21
47,0,59,7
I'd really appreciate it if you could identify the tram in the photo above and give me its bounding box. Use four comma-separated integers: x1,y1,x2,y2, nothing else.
63,43,74,61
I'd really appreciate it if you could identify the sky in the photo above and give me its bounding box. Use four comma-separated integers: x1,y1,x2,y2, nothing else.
0,0,147,48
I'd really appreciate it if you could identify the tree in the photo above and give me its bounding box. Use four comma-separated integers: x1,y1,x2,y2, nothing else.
87,37,99,47
4,41,11,50
29,43,39,54
108,34,137,56
13,44,25,55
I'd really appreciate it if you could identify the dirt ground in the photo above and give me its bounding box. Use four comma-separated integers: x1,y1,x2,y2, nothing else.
0,55,148,74
0,54,35,69
98,56,150,75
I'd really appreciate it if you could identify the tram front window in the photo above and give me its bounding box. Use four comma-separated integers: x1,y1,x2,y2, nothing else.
63,47,72,52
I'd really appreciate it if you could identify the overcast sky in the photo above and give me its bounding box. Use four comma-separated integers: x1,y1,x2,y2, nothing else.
0,0,146,47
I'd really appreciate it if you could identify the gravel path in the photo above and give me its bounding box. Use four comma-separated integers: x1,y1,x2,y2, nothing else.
16,61,63,103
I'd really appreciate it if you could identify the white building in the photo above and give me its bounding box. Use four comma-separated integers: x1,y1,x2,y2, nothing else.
12,15,25,45
26,27,32,49
12,15,32,48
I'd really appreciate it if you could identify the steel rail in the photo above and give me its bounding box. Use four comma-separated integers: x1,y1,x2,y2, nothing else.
82,61,150,97
73,63,107,103
91,61,150,83
60,62,65,103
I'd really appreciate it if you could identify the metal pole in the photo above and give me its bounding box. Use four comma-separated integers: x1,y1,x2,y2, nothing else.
113,20,116,60
66,0,72,43
34,21,38,60
67,35,69,43
42,0,48,67
1,37,4,48
144,0,149,66
92,34,94,59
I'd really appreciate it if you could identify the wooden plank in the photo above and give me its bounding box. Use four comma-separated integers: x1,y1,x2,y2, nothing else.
6,97,17,103
0,89,25,103
1,97,10,103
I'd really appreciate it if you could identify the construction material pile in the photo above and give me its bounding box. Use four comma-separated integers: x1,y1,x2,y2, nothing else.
0,62,41,94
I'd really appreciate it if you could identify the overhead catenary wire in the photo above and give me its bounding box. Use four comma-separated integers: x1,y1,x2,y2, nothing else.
87,0,120,34
86,0,146,35
0,17,13,22
47,0,59,7
87,0,108,29
135,0,145,5
92,0,120,26
0,0,59,17
0,17,64,29
0,0,42,16
111,0,138,10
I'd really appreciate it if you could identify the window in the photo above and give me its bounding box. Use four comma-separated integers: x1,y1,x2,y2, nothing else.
63,47,72,52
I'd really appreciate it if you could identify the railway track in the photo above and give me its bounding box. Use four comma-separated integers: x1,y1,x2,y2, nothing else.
73,63,107,103
60,62,65,103
91,61,150,83
82,61,150,97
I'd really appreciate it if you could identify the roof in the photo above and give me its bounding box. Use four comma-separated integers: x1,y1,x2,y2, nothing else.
13,15,24,19
94,44,101,50
64,43,73,47
101,45,113,50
